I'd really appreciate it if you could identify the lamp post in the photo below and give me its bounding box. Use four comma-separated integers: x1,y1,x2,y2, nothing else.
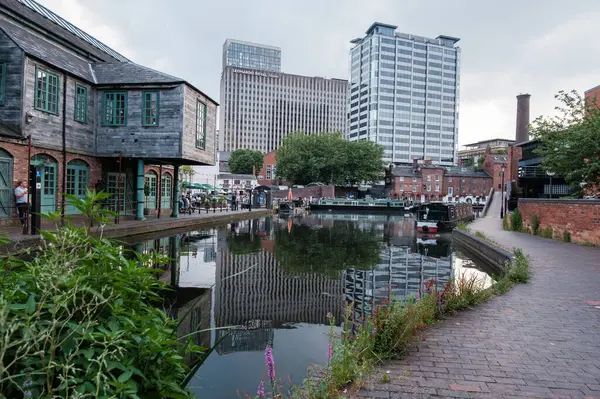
546,170,556,199
500,165,506,218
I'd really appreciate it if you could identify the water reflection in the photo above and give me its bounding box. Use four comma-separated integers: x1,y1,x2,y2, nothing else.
127,213,493,399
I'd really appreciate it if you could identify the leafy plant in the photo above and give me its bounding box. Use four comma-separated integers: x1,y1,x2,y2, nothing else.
0,193,207,398
510,209,523,232
562,230,572,243
502,214,509,230
530,214,540,235
539,227,554,238
229,149,264,175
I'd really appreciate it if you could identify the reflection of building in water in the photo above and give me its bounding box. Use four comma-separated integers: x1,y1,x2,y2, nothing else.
345,243,454,320
214,228,344,354
165,287,212,365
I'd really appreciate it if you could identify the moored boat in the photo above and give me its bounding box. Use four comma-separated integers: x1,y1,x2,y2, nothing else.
416,202,475,233
309,198,408,213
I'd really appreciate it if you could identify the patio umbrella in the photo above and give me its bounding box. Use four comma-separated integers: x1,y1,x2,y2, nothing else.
287,187,293,201
287,218,292,233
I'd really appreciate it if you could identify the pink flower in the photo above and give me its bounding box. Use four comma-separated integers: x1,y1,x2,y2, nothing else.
257,380,265,398
265,345,276,381
327,342,333,360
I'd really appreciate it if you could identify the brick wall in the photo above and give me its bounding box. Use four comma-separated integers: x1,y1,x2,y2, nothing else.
507,146,522,183
518,198,600,246
271,185,334,200
0,141,102,225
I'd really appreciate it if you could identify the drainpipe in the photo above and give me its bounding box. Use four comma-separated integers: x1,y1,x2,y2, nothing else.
157,164,162,219
60,74,67,226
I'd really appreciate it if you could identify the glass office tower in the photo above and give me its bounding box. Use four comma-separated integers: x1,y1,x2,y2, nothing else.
223,39,281,72
347,23,461,166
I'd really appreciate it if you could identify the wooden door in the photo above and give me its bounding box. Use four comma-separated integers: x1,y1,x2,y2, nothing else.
0,150,13,219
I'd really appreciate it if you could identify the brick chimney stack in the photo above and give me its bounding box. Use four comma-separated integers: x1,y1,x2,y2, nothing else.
516,94,531,144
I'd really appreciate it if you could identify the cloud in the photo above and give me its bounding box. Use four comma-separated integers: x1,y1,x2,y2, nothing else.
36,0,600,148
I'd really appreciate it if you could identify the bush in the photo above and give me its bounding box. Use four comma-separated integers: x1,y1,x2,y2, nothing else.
502,215,509,230
563,230,572,243
0,192,205,398
530,214,540,235
539,227,553,238
510,209,523,231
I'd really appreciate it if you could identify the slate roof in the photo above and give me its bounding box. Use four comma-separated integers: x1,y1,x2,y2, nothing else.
218,173,256,180
444,167,491,178
390,166,419,177
391,165,491,179
92,62,183,85
489,155,508,164
3,0,127,62
0,20,95,82
0,12,219,105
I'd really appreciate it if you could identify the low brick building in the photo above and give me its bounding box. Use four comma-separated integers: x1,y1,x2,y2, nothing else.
389,160,492,202
482,151,509,190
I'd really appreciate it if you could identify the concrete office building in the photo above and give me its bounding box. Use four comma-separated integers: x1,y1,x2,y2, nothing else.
220,40,348,152
347,23,461,166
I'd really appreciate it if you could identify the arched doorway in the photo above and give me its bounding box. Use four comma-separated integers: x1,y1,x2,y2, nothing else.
161,173,172,209
0,148,13,219
31,154,57,213
66,159,89,214
144,171,158,210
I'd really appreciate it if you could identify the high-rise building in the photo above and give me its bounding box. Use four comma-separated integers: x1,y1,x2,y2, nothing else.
223,39,282,72
219,40,348,152
347,23,461,166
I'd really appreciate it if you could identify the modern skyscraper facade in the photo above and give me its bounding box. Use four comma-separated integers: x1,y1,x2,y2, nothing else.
222,39,282,72
347,23,461,166
220,40,348,152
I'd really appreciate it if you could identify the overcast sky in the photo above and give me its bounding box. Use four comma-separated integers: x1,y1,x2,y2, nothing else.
39,0,600,147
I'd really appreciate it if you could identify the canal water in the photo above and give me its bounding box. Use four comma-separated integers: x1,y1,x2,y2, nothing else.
125,213,494,399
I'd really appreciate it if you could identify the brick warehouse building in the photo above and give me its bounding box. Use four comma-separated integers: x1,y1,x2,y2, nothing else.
387,159,492,202
0,0,217,225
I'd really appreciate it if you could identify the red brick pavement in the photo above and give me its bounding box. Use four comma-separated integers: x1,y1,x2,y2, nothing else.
354,193,600,398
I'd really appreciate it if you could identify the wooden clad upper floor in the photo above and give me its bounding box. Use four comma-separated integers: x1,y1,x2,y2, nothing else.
0,10,218,165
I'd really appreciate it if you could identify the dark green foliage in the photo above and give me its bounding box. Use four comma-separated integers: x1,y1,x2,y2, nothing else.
539,227,554,238
0,192,206,398
274,222,382,277
503,214,509,230
530,90,600,189
275,132,385,185
510,209,523,231
229,149,264,175
227,232,262,255
530,214,540,235
563,230,572,243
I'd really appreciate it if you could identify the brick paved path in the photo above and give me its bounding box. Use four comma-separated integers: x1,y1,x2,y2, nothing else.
355,193,600,398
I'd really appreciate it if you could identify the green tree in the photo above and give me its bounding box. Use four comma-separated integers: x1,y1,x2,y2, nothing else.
274,221,382,277
181,165,195,184
530,90,600,187
276,132,384,185
229,149,264,175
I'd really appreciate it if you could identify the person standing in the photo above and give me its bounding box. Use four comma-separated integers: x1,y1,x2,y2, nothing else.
14,181,28,226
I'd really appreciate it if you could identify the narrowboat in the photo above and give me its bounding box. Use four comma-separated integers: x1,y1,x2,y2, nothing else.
309,198,409,213
416,202,475,233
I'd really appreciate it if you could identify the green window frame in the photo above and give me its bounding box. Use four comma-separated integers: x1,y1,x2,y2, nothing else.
195,100,206,149
102,91,127,126
0,63,6,105
34,66,59,114
142,91,159,126
74,83,87,123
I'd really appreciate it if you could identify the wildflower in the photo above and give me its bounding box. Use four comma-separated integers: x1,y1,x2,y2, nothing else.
327,342,333,360
372,327,377,336
265,345,276,381
326,312,333,321
257,380,265,398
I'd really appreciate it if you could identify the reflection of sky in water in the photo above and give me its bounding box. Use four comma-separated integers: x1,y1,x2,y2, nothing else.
127,214,495,399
